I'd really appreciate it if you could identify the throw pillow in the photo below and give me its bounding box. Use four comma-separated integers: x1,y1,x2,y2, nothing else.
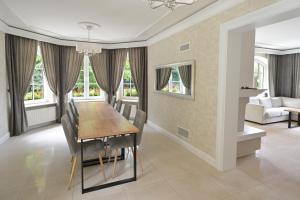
271,97,282,108
259,98,272,108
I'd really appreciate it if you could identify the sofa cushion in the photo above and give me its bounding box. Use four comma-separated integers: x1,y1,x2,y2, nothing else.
265,108,289,118
282,97,300,109
260,98,272,108
271,97,282,108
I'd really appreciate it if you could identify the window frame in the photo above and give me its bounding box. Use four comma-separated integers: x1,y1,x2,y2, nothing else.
253,57,268,90
24,46,53,106
120,54,138,100
162,67,186,94
71,56,105,101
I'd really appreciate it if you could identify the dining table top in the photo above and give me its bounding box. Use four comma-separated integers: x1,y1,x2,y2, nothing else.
77,101,139,140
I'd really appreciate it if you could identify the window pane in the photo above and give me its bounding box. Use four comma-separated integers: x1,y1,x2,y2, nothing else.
253,62,264,89
34,85,44,100
171,68,180,81
24,47,45,102
88,66,101,97
171,82,181,93
123,83,131,96
24,85,33,101
130,84,138,97
89,83,100,96
73,84,84,97
33,68,43,85
162,85,169,92
122,54,138,97
73,67,84,97
123,69,131,84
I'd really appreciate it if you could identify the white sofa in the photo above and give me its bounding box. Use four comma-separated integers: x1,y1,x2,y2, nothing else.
245,97,300,124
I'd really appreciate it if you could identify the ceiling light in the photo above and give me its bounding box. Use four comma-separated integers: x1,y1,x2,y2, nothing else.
76,22,102,56
148,0,197,10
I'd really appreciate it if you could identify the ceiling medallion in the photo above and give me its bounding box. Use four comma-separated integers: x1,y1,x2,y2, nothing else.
76,22,102,56
148,0,197,10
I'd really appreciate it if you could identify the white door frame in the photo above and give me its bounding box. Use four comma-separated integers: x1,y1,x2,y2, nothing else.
216,0,300,171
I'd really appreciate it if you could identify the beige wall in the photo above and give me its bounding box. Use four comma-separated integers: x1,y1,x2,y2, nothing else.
0,31,9,140
148,0,278,158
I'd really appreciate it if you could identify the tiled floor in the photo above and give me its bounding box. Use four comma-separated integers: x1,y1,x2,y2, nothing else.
0,121,300,200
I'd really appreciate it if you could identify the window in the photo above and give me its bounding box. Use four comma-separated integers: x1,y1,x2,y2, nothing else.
72,56,104,100
162,67,185,94
253,57,268,90
121,55,138,98
24,47,53,104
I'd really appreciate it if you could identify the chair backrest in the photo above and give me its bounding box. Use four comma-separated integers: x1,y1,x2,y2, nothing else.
61,114,78,156
70,100,79,117
110,96,116,107
115,100,122,112
66,107,78,138
133,110,147,145
122,103,132,120
68,102,79,125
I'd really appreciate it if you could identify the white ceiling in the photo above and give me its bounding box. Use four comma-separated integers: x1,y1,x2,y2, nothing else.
0,0,217,43
256,16,300,50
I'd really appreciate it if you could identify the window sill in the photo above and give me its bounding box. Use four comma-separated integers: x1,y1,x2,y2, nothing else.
73,98,105,103
25,102,57,111
120,98,139,106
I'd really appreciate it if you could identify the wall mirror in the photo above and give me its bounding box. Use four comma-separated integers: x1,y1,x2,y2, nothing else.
155,60,195,99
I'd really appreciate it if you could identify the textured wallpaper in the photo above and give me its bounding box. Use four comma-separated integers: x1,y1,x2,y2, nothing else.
148,0,278,158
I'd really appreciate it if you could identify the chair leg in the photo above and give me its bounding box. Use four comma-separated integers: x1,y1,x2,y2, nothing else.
126,148,130,160
68,155,77,189
98,151,106,181
107,148,112,163
137,150,144,174
112,149,118,178
130,147,144,174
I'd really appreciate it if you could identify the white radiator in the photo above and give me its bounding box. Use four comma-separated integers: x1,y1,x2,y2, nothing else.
26,106,56,127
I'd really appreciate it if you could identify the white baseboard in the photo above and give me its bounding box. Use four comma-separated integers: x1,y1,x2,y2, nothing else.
147,120,217,169
0,132,9,144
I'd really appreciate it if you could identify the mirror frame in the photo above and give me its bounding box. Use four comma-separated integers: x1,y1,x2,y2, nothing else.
154,60,195,100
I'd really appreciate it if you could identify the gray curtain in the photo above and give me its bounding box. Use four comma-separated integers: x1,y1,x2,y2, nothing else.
40,42,61,121
40,43,83,121
6,34,38,136
178,65,192,95
268,55,278,97
40,42,60,95
292,54,300,98
90,49,127,103
60,46,84,116
61,46,84,93
128,47,148,113
90,49,110,94
109,49,127,102
276,54,294,97
156,67,172,90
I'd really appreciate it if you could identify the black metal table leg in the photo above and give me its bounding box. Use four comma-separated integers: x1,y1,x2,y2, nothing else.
288,112,292,128
80,135,138,194
133,133,137,180
298,113,300,126
81,139,84,194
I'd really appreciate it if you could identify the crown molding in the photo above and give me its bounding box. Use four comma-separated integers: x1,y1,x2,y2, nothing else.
0,0,246,48
0,21,148,48
255,47,300,55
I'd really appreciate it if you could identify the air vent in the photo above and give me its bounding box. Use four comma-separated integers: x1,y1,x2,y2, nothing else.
177,127,189,138
179,43,190,52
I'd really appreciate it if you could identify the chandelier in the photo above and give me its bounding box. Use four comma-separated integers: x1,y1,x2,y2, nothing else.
148,0,197,10
76,22,102,56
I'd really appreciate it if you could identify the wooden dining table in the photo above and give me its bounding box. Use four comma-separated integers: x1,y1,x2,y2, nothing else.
78,101,139,194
